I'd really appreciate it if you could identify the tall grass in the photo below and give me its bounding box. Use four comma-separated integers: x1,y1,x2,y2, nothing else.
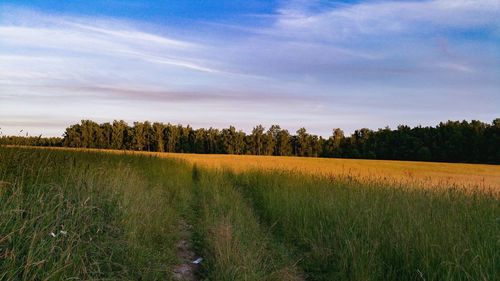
12,147,500,192
233,171,499,281
0,147,192,280
190,168,302,281
1,147,498,280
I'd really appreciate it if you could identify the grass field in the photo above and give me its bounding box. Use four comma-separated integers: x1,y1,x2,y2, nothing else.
160,152,500,193
1,146,499,280
10,146,500,193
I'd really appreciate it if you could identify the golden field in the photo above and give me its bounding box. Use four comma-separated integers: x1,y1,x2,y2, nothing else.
162,152,500,193
8,146,500,193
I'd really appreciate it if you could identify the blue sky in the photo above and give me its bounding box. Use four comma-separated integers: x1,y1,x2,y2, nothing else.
0,0,499,137
1,1,280,22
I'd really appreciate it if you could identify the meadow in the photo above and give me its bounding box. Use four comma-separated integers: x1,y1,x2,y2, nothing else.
10,146,500,192
1,146,498,280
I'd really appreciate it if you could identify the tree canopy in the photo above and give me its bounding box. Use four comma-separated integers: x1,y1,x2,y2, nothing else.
1,119,498,164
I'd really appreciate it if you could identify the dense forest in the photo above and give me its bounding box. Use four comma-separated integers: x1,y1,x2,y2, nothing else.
1,119,499,164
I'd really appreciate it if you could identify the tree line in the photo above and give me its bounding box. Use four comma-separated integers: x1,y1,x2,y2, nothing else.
0,135,62,147
1,119,498,164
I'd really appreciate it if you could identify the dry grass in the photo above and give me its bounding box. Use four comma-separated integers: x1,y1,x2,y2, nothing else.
162,153,500,192
8,146,500,193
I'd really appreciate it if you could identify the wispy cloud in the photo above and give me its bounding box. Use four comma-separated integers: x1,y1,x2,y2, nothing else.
0,1,499,136
274,0,500,38
1,7,229,78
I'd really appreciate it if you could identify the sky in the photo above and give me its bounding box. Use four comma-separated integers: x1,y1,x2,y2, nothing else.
0,0,499,137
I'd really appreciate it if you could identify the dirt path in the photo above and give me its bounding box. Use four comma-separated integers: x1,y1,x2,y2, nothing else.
173,220,200,281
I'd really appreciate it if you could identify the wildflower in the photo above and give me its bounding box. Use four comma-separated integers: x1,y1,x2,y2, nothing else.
49,232,57,238
60,230,67,236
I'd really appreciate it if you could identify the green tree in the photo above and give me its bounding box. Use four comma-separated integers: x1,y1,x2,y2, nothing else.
152,122,165,152
99,122,112,149
250,125,265,155
164,124,180,153
63,123,82,148
261,127,274,156
111,120,128,149
206,128,219,154
276,127,292,156
327,128,344,157
132,122,147,151
194,128,206,153
296,127,309,157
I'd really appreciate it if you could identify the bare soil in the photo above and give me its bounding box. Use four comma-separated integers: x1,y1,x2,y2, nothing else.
172,220,200,281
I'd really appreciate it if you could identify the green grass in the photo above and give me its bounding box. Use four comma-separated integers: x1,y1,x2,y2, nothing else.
190,168,302,281
1,147,498,280
0,147,193,280
233,171,499,281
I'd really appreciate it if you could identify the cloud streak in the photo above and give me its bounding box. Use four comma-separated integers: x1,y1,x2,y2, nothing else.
0,1,499,136
274,0,500,38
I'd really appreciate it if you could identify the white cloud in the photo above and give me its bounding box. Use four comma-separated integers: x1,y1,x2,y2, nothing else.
0,2,499,136
0,8,223,78
435,62,476,73
273,0,500,40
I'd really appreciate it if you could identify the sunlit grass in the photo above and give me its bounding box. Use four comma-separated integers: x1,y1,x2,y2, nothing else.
1,146,498,280
233,170,499,280
11,146,500,193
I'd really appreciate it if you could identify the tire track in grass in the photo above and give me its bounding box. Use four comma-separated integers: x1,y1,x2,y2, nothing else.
232,171,382,281
118,157,184,279
190,166,303,281
229,171,319,280
125,156,202,281
172,219,199,281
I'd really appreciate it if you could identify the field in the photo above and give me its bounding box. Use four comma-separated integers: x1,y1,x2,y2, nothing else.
1,146,499,280
158,152,500,192
10,146,500,192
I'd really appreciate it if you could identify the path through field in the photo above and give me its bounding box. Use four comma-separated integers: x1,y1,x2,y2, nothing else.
172,220,199,281
190,166,305,281
1,147,498,281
